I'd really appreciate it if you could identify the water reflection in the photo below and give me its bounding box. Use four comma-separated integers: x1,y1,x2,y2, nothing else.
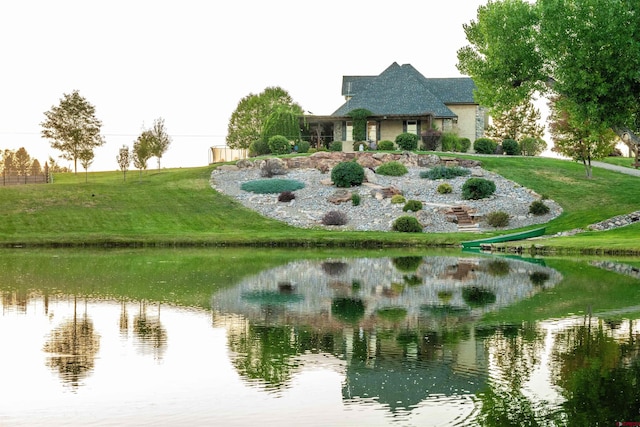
3,250,640,426
212,255,562,418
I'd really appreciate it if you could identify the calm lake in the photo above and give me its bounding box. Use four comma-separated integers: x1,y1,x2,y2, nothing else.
1,248,640,426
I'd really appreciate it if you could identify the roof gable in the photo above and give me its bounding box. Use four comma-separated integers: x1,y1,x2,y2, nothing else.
332,63,476,118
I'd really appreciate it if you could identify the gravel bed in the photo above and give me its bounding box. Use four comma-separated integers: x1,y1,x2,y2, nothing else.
210,166,562,233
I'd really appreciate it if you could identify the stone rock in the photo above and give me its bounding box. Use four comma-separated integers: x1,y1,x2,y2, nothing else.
285,157,313,169
357,155,382,169
363,168,378,184
216,164,240,171
327,189,352,204
260,158,287,177
416,210,433,227
417,154,441,167
236,159,254,169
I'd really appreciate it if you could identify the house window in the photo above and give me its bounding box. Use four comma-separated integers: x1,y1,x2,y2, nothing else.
345,121,353,141
406,120,418,135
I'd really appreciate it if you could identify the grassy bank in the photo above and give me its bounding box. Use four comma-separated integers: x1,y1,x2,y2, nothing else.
0,155,639,251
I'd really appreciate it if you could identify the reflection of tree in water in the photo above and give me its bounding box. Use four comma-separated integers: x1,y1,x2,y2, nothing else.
553,317,640,425
133,301,167,361
42,296,100,389
119,299,129,337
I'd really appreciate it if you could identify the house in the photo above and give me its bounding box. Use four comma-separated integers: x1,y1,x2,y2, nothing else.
304,62,488,150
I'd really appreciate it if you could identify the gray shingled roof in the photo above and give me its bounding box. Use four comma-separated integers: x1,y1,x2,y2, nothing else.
332,62,476,118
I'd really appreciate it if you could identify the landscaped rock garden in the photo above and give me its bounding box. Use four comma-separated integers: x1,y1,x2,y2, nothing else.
210,151,562,233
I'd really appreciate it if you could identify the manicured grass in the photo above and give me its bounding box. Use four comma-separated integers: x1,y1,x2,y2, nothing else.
1,155,639,251
600,156,640,169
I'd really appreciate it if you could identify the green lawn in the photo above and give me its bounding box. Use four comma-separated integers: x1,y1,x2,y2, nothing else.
0,155,639,251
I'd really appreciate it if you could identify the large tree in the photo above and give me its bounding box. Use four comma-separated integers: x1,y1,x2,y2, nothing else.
41,90,106,174
457,0,640,157
226,86,302,150
14,147,31,177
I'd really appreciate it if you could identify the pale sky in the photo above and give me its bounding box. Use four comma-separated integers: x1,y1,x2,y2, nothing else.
0,0,489,172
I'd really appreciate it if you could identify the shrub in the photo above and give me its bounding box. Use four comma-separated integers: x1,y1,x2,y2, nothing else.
395,132,419,151
321,210,348,226
456,137,471,153
351,192,361,206
390,194,406,204
249,139,270,157
529,200,550,215
378,140,395,150
501,139,520,156
296,140,310,153
241,179,305,194
376,161,408,176
353,141,368,151
331,161,365,187
520,136,547,156
485,211,510,227
402,200,423,212
392,256,423,272
420,165,471,180
437,183,453,194
440,132,459,152
462,178,496,200
278,191,296,202
473,138,498,154
392,216,423,232
530,271,550,286
267,135,291,155
329,141,343,152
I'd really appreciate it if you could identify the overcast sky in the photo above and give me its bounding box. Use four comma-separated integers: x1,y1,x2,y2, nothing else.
0,0,489,171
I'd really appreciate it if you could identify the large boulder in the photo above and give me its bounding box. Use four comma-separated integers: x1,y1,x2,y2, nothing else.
327,189,352,204
260,158,287,177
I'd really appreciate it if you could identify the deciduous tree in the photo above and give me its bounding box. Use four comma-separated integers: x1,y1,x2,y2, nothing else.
149,117,171,169
486,101,545,143
41,90,105,174
133,130,154,178
117,145,130,182
226,86,302,150
78,148,94,183
457,0,640,157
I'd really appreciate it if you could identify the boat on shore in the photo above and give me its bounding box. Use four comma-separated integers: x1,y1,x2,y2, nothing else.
461,227,546,249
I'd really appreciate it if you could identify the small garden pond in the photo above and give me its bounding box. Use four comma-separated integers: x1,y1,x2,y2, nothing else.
1,248,640,426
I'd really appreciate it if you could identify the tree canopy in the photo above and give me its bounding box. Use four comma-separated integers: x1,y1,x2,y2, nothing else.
226,87,303,150
486,100,545,142
149,117,171,169
457,0,640,153
41,90,105,173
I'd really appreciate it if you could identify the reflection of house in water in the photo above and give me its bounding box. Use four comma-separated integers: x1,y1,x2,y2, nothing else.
211,256,561,412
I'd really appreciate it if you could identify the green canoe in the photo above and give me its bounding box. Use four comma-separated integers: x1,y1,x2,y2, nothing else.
461,227,546,249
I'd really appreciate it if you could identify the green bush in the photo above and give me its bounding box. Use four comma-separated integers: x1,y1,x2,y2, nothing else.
321,210,348,226
392,256,423,272
529,200,550,215
440,132,459,152
395,132,419,151
402,200,423,212
392,216,423,232
376,161,408,176
462,178,496,200
378,140,395,150
520,136,547,156
241,179,305,194
420,165,471,180
351,192,361,206
473,138,498,154
331,161,365,187
390,194,406,204
502,139,520,156
267,135,291,155
485,211,510,227
296,140,310,153
329,141,343,152
456,137,471,153
249,139,270,157
437,183,453,194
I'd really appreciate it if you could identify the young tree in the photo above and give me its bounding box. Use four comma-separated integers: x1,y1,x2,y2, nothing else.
117,145,130,182
549,97,617,178
149,117,171,169
226,86,302,150
133,130,154,179
486,101,545,142
48,156,70,173
41,90,106,174
457,0,640,156
78,148,94,183
30,159,42,176
14,147,31,177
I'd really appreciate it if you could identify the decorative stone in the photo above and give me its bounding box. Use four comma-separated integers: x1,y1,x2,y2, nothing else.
363,168,378,184
236,159,254,169
260,158,287,176
327,189,352,204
